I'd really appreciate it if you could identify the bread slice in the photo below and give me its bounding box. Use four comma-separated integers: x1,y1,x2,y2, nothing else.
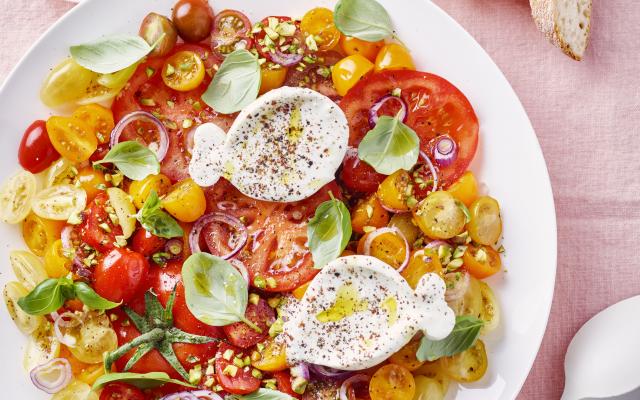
530,0,592,60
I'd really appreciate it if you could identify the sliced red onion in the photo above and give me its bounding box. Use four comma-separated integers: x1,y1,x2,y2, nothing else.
363,227,410,273
189,213,248,259
60,226,73,251
217,201,238,211
164,239,184,258
339,374,370,400
444,271,470,302
379,202,410,214
368,95,408,128
159,392,200,400
110,111,169,162
30,358,72,394
229,259,249,283
53,311,83,348
189,390,223,400
309,364,355,380
419,151,439,193
425,240,449,250
432,135,458,168
270,51,303,67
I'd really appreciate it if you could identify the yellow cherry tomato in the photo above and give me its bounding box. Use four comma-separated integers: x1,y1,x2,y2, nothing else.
46,116,98,163
357,229,408,269
10,250,48,290
0,170,37,224
52,380,99,400
252,339,288,372
413,360,449,393
339,36,384,61
413,375,448,400
162,50,205,91
67,311,118,364
128,173,172,209
44,240,72,278
447,171,478,207
40,58,96,108
3,281,44,334
332,54,374,96
75,166,108,202
351,194,389,234
388,213,421,245
301,7,341,52
369,364,416,400
23,322,61,372
413,191,466,240
375,43,415,72
72,104,115,144
259,64,288,94
468,196,502,245
463,244,502,279
389,339,425,371
446,273,482,318
478,281,500,333
162,178,206,222
76,363,105,386
440,340,488,382
22,212,66,256
377,170,412,212
292,281,311,300
401,249,443,289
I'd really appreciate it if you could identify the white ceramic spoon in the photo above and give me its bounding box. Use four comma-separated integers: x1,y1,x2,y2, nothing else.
562,295,640,400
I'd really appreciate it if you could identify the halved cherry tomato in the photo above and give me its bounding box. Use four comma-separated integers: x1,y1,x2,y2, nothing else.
131,228,167,257
44,239,72,278
79,193,122,253
215,343,261,394
162,51,206,92
374,43,415,72
447,171,478,207
377,170,412,212
274,370,301,398
260,63,288,95
463,244,502,279
128,173,172,209
369,364,415,400
357,229,408,269
440,340,488,382
401,249,443,289
223,298,275,348
351,194,389,234
340,36,384,61
340,70,479,187
22,212,65,256
162,178,206,222
412,191,466,240
301,8,341,52
46,116,98,163
339,148,385,193
72,104,114,144
468,196,502,245
388,339,425,371
94,248,149,303
253,16,305,65
172,0,213,43
211,9,253,58
99,383,145,400
18,120,60,174
139,13,178,57
332,54,374,96
76,167,108,202
251,338,287,372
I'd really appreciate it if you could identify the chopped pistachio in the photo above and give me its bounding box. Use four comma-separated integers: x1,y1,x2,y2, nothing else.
189,365,202,384
305,35,318,51
267,297,281,309
497,245,506,254
140,98,156,107
205,364,215,375
233,357,244,368
243,356,251,366
452,245,467,259
447,258,464,271
152,252,170,265
391,87,402,97
475,248,488,263
98,222,112,233
249,293,260,305
204,377,215,387
276,21,296,37
365,204,374,219
146,67,155,78
182,119,194,129
363,225,376,233
164,120,178,130
263,26,279,41
110,172,124,187
251,351,261,362
264,379,277,390
254,275,266,289
192,101,202,111
406,196,418,208
269,318,284,337
251,23,264,34
266,277,277,289
67,212,83,225
303,55,317,64
222,349,234,361
251,369,263,379
222,365,238,377
166,100,175,108
165,64,175,77
114,235,128,248
256,343,265,353
316,66,331,78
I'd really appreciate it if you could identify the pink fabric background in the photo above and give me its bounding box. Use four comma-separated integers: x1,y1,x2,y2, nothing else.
1,0,639,398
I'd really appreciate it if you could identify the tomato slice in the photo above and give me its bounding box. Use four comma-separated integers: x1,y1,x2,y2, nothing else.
215,343,261,394
222,298,275,348
211,10,254,58
79,192,122,253
99,383,145,400
274,370,302,398
340,70,479,187
253,16,306,65
284,51,341,100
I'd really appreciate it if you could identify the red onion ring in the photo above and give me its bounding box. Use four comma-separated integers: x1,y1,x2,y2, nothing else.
217,201,238,211
30,358,72,394
339,374,370,400
110,111,169,162
309,364,355,380
425,240,449,250
419,151,439,193
189,213,248,259
270,51,303,67
229,259,249,283
363,227,410,273
379,202,410,214
444,271,470,302
60,226,73,251
368,94,408,128
189,390,224,400
53,311,83,348
159,392,200,400
164,238,184,259
432,135,458,168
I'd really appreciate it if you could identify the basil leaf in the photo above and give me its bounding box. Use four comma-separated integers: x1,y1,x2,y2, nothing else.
70,34,154,74
17,278,70,316
74,282,120,311
308,197,352,268
182,253,260,331
358,115,419,175
416,315,484,361
136,191,184,239
334,0,396,42
228,389,296,400
94,141,160,181
92,372,194,390
201,49,261,114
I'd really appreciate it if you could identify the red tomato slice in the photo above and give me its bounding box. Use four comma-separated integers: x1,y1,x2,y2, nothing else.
273,370,302,398
222,298,275,348
211,10,254,58
99,383,145,400
79,192,122,253
215,343,261,394
253,16,306,65
283,51,341,100
340,70,479,187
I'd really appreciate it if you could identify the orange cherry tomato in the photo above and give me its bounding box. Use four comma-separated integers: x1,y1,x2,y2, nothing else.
351,195,390,234
401,249,443,289
377,170,412,212
72,104,115,144
388,339,425,371
259,64,288,95
332,54,374,96
369,364,416,400
447,171,478,207
301,7,341,52
162,50,206,91
357,229,408,269
339,36,384,61
22,212,65,257
162,178,206,222
463,244,502,279
46,116,98,163
374,43,415,72
76,166,108,202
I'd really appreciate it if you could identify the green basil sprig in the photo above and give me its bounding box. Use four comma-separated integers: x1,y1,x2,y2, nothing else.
182,252,262,332
307,194,352,269
201,49,261,114
94,141,160,181
228,389,296,400
358,115,419,175
136,190,183,239
93,372,195,390
70,34,156,74
18,277,119,316
334,0,398,42
416,315,484,361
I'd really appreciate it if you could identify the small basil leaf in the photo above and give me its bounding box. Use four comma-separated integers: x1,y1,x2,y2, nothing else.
416,315,484,362
228,389,296,400
17,278,70,316
136,191,183,239
201,49,261,114
182,253,260,331
94,141,160,181
74,282,120,311
92,372,194,390
358,115,419,175
70,34,154,74
307,198,352,268
334,0,396,42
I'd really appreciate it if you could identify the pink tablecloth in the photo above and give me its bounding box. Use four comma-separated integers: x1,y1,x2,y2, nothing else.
2,0,639,399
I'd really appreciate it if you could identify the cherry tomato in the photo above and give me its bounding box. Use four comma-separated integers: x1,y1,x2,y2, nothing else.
463,244,502,279
79,193,123,253
388,339,425,371
99,383,145,400
211,9,254,58
369,364,416,400
339,36,384,61
44,239,72,278
401,249,443,289
447,171,478,207
377,170,412,212
440,340,488,382
162,51,206,92
412,191,466,240
18,120,60,174
253,16,305,65
128,173,172,209
223,298,275,348
22,212,65,257
251,338,288,372
468,196,502,245
340,70,479,187
76,166,108,203
94,248,149,303
351,194,389,234
357,229,408,269
374,43,415,72
72,104,115,145
131,229,167,256
40,58,96,108
274,370,301,398
332,54,374,96
215,343,261,394
46,116,98,163
162,178,206,222
260,63,288,95
300,8,341,52
171,0,213,43
139,12,178,57
388,213,421,245
339,148,385,193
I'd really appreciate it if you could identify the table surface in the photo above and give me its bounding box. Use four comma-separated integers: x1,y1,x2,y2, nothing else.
1,0,639,399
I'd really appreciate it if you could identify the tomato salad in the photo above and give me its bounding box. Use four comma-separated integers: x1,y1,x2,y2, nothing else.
0,0,504,399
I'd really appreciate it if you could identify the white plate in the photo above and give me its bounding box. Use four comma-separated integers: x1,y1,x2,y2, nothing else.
0,0,557,398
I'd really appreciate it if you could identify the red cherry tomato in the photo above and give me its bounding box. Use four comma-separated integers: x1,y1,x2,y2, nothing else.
131,228,167,256
274,370,302,398
252,16,306,65
79,193,123,253
339,149,385,193
211,10,254,58
99,383,145,400
171,0,214,43
223,298,275,348
215,343,261,394
94,248,149,303
18,120,60,173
